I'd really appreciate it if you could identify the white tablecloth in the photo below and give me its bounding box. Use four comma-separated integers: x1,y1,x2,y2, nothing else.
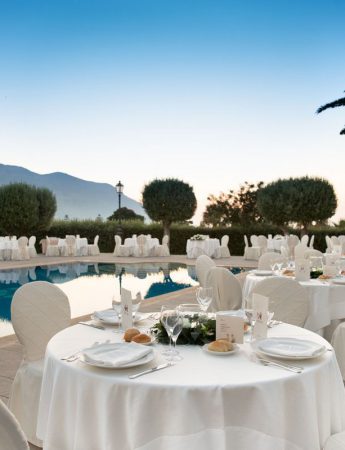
124,237,159,256
57,238,88,256
37,322,345,450
186,238,220,259
243,273,345,331
0,239,19,260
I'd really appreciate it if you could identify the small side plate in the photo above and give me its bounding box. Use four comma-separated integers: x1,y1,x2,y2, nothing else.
202,343,239,356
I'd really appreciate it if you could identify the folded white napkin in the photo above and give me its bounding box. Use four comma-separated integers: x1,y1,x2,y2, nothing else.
259,339,324,357
94,309,119,324
82,343,153,367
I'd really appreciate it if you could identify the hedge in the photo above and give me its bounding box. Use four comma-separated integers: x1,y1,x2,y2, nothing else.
34,220,345,256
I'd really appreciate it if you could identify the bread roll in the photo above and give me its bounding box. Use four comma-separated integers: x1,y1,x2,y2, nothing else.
132,333,151,344
123,328,140,342
207,339,233,352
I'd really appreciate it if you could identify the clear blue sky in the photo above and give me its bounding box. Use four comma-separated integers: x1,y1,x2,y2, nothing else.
1,0,345,223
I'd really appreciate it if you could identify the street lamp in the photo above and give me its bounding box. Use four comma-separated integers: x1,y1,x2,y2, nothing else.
115,180,124,237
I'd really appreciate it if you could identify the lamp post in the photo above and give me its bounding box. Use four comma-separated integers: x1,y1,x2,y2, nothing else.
115,180,124,237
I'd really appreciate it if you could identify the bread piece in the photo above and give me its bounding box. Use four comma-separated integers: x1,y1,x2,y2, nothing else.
207,339,233,352
123,328,140,342
319,274,332,280
132,333,151,344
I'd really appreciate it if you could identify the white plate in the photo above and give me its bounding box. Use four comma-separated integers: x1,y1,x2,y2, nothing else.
252,338,326,360
202,343,239,356
92,312,146,325
252,270,273,276
331,278,345,285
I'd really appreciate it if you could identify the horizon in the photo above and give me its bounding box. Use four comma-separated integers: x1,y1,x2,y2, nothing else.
1,0,345,223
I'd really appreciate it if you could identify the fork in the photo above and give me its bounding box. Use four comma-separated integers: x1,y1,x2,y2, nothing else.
255,356,303,373
61,351,81,362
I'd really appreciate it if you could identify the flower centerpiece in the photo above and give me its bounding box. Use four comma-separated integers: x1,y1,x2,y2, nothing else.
190,234,207,241
151,314,216,345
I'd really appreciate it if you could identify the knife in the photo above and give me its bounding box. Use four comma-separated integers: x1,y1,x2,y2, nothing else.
77,322,105,330
129,363,171,379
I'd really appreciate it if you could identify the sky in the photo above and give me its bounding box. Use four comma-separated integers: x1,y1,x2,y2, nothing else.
0,0,345,224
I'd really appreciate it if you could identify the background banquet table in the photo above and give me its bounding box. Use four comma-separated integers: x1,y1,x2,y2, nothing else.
186,238,220,259
57,237,88,256
37,321,345,450
124,237,159,255
0,239,19,260
243,273,345,332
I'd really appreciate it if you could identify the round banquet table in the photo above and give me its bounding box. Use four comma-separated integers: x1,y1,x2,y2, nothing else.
186,238,220,259
37,321,345,450
243,272,345,332
57,238,88,256
124,237,159,255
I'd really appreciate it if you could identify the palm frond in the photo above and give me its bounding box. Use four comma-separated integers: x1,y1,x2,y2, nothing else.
317,97,345,114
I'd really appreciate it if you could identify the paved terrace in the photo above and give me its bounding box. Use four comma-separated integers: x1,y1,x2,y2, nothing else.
0,253,256,449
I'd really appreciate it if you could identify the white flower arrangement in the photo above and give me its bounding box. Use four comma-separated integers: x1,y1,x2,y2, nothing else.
190,234,207,241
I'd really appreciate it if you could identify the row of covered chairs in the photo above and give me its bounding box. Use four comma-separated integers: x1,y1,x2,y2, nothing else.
113,235,170,257
45,235,100,257
0,236,37,261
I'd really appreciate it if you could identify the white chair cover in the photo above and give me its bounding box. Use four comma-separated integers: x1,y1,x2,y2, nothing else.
251,278,309,327
134,235,150,257
280,246,289,258
9,281,71,446
309,235,315,249
64,235,76,257
250,235,259,247
11,237,30,261
257,235,268,253
294,243,308,260
243,235,261,260
218,235,230,258
113,235,131,257
325,236,333,253
331,322,345,382
0,399,29,450
287,235,300,258
205,267,242,312
301,235,309,246
304,249,323,259
154,235,170,257
331,236,340,245
45,236,60,257
324,431,345,450
258,253,285,270
88,235,100,256
28,236,37,258
195,255,216,287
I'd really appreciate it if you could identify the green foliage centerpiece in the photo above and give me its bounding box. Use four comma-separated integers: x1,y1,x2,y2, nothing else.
151,314,216,345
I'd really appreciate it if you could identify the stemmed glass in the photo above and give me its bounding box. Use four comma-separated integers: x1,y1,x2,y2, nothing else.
196,287,213,313
112,295,123,331
160,306,183,360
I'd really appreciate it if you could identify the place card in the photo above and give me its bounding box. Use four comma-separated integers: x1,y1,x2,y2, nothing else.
216,313,244,344
295,259,311,281
252,293,268,340
120,288,133,330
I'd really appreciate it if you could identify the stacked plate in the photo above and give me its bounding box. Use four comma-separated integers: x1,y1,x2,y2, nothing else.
92,309,146,325
252,337,327,360
252,270,273,276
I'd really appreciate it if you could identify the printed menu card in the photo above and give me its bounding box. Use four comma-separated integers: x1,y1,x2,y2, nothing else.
252,293,268,340
295,260,311,281
120,288,133,329
216,313,244,344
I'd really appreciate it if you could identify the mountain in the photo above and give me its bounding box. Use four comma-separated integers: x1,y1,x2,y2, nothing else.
0,164,148,221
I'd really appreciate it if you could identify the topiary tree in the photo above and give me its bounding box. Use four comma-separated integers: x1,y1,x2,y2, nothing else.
142,178,197,239
257,176,337,233
107,207,144,222
36,187,57,231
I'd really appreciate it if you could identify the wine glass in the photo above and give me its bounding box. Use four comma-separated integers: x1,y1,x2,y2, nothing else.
160,306,175,356
112,295,123,331
244,309,255,342
196,287,213,313
170,312,183,361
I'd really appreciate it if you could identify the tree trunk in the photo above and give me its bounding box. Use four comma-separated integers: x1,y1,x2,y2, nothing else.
163,222,171,247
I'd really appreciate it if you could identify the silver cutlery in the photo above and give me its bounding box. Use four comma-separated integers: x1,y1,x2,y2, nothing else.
256,356,303,373
61,351,81,362
77,322,105,330
129,363,172,379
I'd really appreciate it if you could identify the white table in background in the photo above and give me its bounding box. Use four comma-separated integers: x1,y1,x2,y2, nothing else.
37,322,345,450
57,238,88,256
124,237,159,256
186,238,220,259
0,239,19,260
243,272,345,331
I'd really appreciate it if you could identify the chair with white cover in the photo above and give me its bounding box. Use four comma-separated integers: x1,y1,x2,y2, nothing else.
294,243,308,260
287,234,300,258
8,281,71,446
251,278,309,327
219,235,230,258
304,249,324,259
195,255,216,287
243,235,261,260
64,235,76,256
88,235,100,256
0,399,29,450
331,322,345,382
309,235,315,249
113,235,131,257
205,267,242,312
325,235,333,253
324,431,345,450
134,234,150,257
331,236,340,246
28,236,37,258
280,246,289,258
45,236,60,257
11,237,30,261
154,235,170,257
301,235,309,246
258,253,285,270
257,235,268,254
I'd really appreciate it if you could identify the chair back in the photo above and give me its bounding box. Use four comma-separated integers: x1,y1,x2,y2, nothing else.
221,235,229,247
94,235,99,245
304,249,323,259
258,253,285,270
309,235,315,248
162,235,169,245
251,278,309,327
257,235,267,250
244,235,249,247
280,246,289,258
17,237,28,248
250,235,259,246
0,400,29,450
11,281,70,362
195,255,216,287
137,234,147,246
115,235,122,245
331,323,345,381
65,235,76,246
28,236,36,247
294,243,308,260
331,236,340,245
301,235,309,246
205,267,242,311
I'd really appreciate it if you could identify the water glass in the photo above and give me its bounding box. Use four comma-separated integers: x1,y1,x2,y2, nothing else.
160,306,183,359
196,287,213,312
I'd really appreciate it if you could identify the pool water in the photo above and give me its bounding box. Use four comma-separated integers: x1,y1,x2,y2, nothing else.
0,262,245,337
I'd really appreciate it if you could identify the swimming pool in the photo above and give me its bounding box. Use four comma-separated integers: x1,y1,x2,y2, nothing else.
0,262,246,337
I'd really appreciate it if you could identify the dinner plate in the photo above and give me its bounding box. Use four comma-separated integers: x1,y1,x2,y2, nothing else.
252,338,326,360
202,343,239,356
252,270,273,276
92,311,146,325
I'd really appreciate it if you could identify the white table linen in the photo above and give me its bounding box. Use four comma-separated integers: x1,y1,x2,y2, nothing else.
124,237,159,256
57,238,88,256
243,273,345,331
0,239,19,260
37,322,345,450
186,238,220,259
